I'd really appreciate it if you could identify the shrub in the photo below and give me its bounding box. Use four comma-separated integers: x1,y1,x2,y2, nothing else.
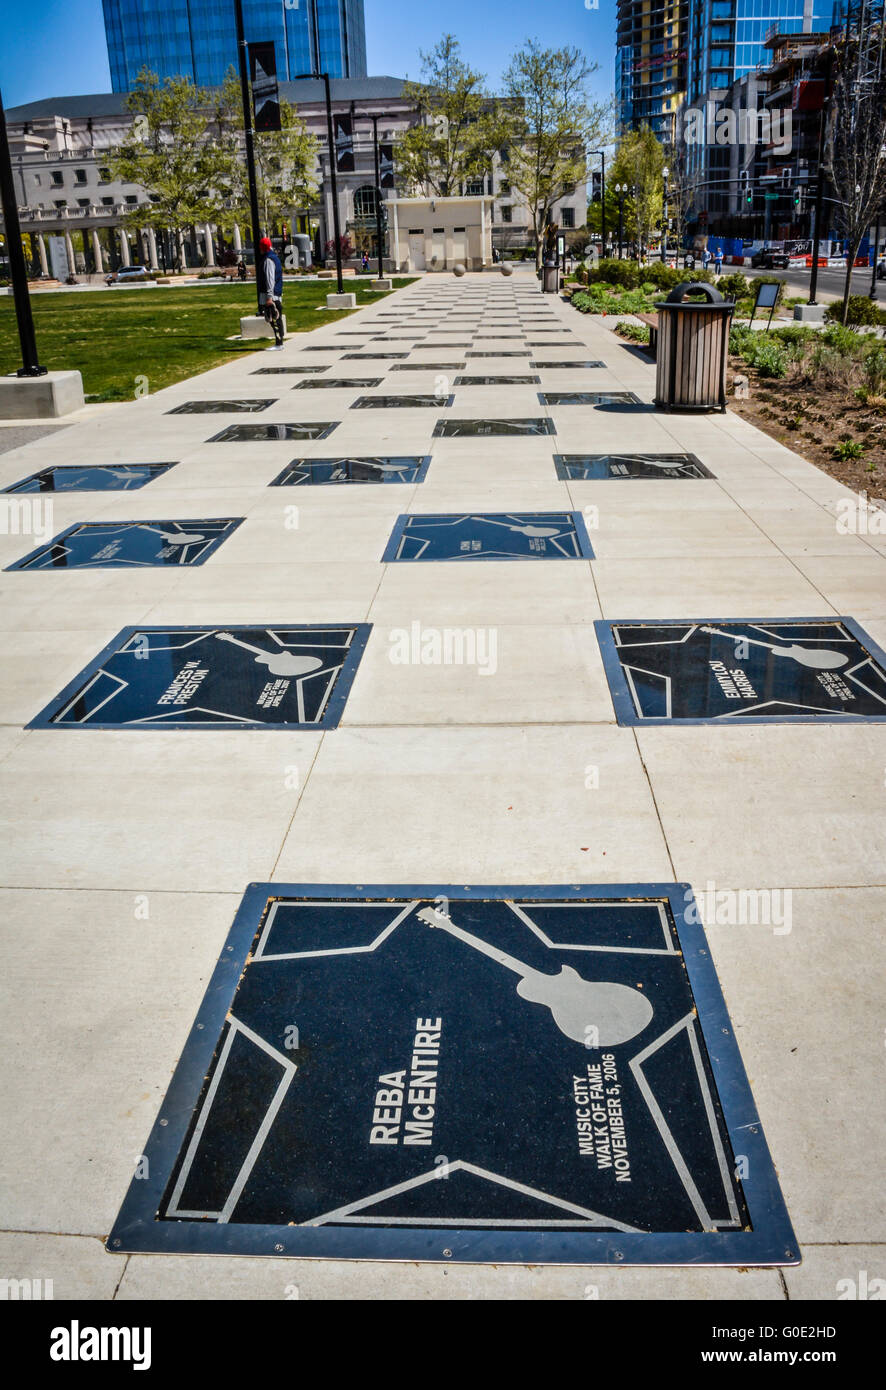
822,323,864,354
863,345,886,394
638,262,683,290
616,321,651,344
746,338,789,378
825,295,886,327
772,324,816,348
587,257,642,288
834,439,865,459
720,271,750,300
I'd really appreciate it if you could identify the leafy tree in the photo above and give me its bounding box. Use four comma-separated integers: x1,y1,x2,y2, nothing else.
609,127,665,262
215,71,318,239
824,35,886,325
108,69,226,268
397,34,509,197
502,40,608,269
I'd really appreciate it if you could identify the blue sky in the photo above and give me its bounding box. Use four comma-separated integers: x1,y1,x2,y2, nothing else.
0,0,616,109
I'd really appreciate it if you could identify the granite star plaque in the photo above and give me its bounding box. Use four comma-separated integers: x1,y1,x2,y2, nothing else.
6,518,242,570
539,392,642,406
270,457,431,486
29,624,371,729
209,423,339,442
167,399,274,414
382,511,594,561
433,418,555,437
2,463,176,493
105,883,797,1266
596,618,886,723
351,395,455,409
554,453,713,480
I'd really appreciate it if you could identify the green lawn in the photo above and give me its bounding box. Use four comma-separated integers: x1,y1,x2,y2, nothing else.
0,278,416,401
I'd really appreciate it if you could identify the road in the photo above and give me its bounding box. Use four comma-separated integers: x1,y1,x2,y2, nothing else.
744,262,881,305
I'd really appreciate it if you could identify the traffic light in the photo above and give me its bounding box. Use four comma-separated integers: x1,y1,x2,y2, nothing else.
746,186,753,206
591,170,602,203
793,187,801,208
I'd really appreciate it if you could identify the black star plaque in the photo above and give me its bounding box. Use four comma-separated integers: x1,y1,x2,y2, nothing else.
29,624,371,729
596,618,886,723
105,883,796,1266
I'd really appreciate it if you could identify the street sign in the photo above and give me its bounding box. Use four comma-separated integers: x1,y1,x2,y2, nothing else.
764,193,779,201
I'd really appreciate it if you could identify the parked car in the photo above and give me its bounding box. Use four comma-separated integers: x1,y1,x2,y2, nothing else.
750,243,786,269
105,265,149,285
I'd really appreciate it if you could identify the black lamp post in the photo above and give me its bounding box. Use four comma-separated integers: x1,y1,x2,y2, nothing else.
292,71,344,294
614,183,631,260
661,165,669,264
0,87,46,375
591,148,606,256
371,113,385,280
808,48,833,308
233,0,264,314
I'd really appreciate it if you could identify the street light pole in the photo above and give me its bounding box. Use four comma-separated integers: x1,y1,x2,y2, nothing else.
615,184,626,260
292,71,344,294
591,149,606,256
662,166,669,264
233,0,264,314
808,48,833,308
371,113,384,281
0,87,46,376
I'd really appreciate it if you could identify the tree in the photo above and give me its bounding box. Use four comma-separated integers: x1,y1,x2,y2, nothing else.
824,32,886,324
397,34,510,197
662,138,692,255
609,127,665,262
108,69,226,268
502,41,608,269
215,71,318,238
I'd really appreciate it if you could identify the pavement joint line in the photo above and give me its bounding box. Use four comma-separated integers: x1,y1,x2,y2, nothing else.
629,727,678,883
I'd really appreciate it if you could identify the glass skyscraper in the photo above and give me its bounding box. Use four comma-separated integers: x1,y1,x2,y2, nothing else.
685,0,834,105
102,0,367,92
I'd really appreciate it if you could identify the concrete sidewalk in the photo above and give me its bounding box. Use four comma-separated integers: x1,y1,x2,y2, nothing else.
0,272,883,1301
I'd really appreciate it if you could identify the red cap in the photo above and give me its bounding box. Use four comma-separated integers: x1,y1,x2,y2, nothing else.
259,237,272,250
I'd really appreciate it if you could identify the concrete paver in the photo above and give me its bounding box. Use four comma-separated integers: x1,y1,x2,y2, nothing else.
0,269,883,1299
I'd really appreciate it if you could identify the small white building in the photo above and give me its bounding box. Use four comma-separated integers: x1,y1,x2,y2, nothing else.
389,196,493,271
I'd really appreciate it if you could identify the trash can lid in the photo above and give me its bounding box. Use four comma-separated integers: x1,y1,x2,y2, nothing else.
660,281,732,306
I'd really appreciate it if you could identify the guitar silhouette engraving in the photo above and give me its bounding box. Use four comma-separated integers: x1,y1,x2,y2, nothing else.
215,632,324,677
699,625,849,671
416,907,653,1047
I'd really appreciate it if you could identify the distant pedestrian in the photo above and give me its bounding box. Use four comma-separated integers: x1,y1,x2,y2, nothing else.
702,247,712,272
714,247,723,276
258,236,284,350
361,251,370,273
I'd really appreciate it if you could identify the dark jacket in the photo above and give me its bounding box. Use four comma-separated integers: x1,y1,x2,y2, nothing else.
262,249,283,300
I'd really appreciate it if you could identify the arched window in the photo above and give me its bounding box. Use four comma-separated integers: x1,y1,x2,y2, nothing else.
353,185,378,222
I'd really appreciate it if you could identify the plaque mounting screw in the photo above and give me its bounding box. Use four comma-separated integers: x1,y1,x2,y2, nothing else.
442,1249,452,1257
274,1243,284,1252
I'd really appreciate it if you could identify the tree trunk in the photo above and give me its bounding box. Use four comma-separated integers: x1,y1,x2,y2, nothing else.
841,236,864,324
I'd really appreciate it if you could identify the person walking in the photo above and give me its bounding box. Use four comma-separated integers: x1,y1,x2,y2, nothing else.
714,246,723,277
258,236,285,350
702,245,712,274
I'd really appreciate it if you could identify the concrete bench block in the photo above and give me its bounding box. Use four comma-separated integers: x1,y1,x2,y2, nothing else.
0,369,84,419
240,314,288,339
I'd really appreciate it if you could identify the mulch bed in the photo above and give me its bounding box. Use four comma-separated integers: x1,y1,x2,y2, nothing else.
725,360,886,493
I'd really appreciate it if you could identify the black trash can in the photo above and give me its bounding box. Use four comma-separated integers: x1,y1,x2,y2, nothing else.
542,259,559,294
654,281,734,412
